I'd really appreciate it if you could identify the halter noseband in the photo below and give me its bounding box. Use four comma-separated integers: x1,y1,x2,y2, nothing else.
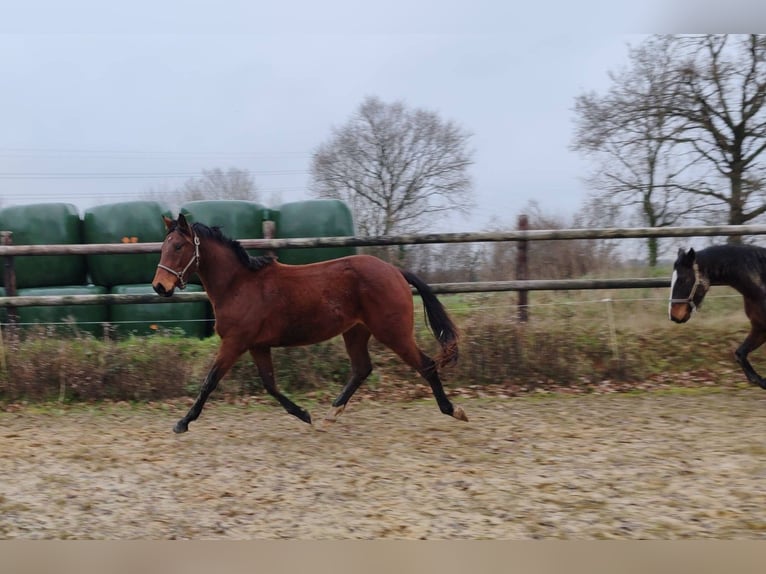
156,234,200,290
669,262,702,311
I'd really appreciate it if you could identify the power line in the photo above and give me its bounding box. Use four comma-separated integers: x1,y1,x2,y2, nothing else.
0,170,310,180
0,146,313,159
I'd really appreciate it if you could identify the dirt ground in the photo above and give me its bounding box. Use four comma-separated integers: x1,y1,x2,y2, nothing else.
2,387,766,539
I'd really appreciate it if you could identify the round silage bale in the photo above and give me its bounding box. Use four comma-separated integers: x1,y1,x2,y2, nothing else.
272,199,356,265
108,284,210,338
0,203,87,288
83,201,171,287
179,200,268,284
15,285,108,336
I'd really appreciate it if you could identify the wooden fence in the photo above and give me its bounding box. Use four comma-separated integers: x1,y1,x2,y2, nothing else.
2,222,766,315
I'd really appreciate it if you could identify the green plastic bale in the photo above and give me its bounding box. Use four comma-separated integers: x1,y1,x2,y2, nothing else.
15,285,108,336
108,284,211,338
83,201,172,287
273,199,356,265
0,203,87,288
179,200,268,284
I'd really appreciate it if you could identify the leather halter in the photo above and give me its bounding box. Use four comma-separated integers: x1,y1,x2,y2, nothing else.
669,262,702,311
156,234,200,290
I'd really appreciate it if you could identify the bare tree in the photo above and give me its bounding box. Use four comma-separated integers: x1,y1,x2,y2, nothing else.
310,96,474,237
574,34,766,259
668,34,766,233
573,194,626,269
572,36,706,266
146,167,259,212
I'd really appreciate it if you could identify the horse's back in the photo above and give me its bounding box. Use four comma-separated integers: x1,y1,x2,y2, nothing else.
269,254,411,311
277,254,406,290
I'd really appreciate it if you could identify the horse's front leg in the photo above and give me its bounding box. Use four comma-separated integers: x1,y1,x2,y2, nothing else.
250,347,312,424
174,342,243,433
735,328,766,389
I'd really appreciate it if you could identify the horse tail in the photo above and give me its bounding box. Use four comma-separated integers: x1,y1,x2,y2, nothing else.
400,269,459,367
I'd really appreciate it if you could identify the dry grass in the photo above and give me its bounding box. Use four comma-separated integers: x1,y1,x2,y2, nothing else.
0,286,757,404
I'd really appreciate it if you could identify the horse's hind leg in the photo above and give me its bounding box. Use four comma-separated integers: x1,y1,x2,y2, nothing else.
324,324,373,423
250,347,312,424
418,351,468,422
735,326,766,389
385,338,468,422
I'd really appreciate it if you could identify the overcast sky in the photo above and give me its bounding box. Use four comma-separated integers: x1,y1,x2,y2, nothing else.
0,1,748,233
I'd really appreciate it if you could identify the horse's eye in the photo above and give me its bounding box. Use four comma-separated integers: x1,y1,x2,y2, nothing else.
173,243,183,252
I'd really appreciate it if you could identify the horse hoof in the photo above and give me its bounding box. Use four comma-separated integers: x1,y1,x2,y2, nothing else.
324,404,346,424
452,406,469,422
297,409,312,425
173,421,189,434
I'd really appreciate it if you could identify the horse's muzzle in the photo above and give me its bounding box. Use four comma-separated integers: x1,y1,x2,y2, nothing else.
668,302,692,323
153,282,175,297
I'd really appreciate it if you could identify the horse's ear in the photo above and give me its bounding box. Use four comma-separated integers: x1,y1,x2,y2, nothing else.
162,215,174,230
678,247,695,264
177,213,190,232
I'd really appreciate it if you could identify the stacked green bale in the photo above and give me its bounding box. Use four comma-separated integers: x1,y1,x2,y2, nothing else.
83,200,172,287
108,284,210,338
83,201,209,337
179,199,268,276
0,203,87,288
15,286,108,336
0,203,107,334
272,199,355,265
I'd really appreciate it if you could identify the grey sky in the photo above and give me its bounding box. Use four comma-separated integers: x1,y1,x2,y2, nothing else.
0,1,684,233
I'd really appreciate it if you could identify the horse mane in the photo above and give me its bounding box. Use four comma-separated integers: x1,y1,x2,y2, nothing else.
190,222,276,271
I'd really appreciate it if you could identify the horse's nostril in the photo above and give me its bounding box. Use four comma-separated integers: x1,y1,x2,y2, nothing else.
153,283,166,296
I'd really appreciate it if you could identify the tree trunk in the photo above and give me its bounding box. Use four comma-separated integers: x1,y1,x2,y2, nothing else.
728,169,745,244
647,236,658,267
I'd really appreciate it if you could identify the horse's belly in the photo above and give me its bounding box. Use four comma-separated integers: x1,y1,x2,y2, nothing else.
276,320,351,346
217,292,360,347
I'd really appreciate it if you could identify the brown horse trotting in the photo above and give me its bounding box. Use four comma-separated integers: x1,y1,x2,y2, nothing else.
669,244,766,388
152,214,467,433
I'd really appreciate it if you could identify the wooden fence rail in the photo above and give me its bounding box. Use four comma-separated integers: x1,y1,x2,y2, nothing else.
0,278,670,308
2,223,766,256
1,222,764,312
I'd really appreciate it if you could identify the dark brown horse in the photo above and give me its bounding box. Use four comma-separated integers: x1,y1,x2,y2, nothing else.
152,214,467,433
669,244,766,388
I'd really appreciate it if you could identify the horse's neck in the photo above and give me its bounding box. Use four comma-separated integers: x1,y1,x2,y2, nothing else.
196,243,244,300
698,259,721,284
699,256,751,292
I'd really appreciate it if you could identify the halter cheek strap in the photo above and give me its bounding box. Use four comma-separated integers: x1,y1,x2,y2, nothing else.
669,262,702,310
156,235,200,290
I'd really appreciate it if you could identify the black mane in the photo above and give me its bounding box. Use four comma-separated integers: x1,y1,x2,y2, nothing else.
190,222,275,271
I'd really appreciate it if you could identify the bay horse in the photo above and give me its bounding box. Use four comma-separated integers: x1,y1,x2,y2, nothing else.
152,214,467,433
669,244,766,388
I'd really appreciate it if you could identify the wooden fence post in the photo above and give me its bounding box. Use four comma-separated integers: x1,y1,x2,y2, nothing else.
517,214,528,322
1,231,18,326
262,219,277,258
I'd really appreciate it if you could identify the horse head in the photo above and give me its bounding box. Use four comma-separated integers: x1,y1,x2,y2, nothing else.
669,247,709,323
152,214,200,297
